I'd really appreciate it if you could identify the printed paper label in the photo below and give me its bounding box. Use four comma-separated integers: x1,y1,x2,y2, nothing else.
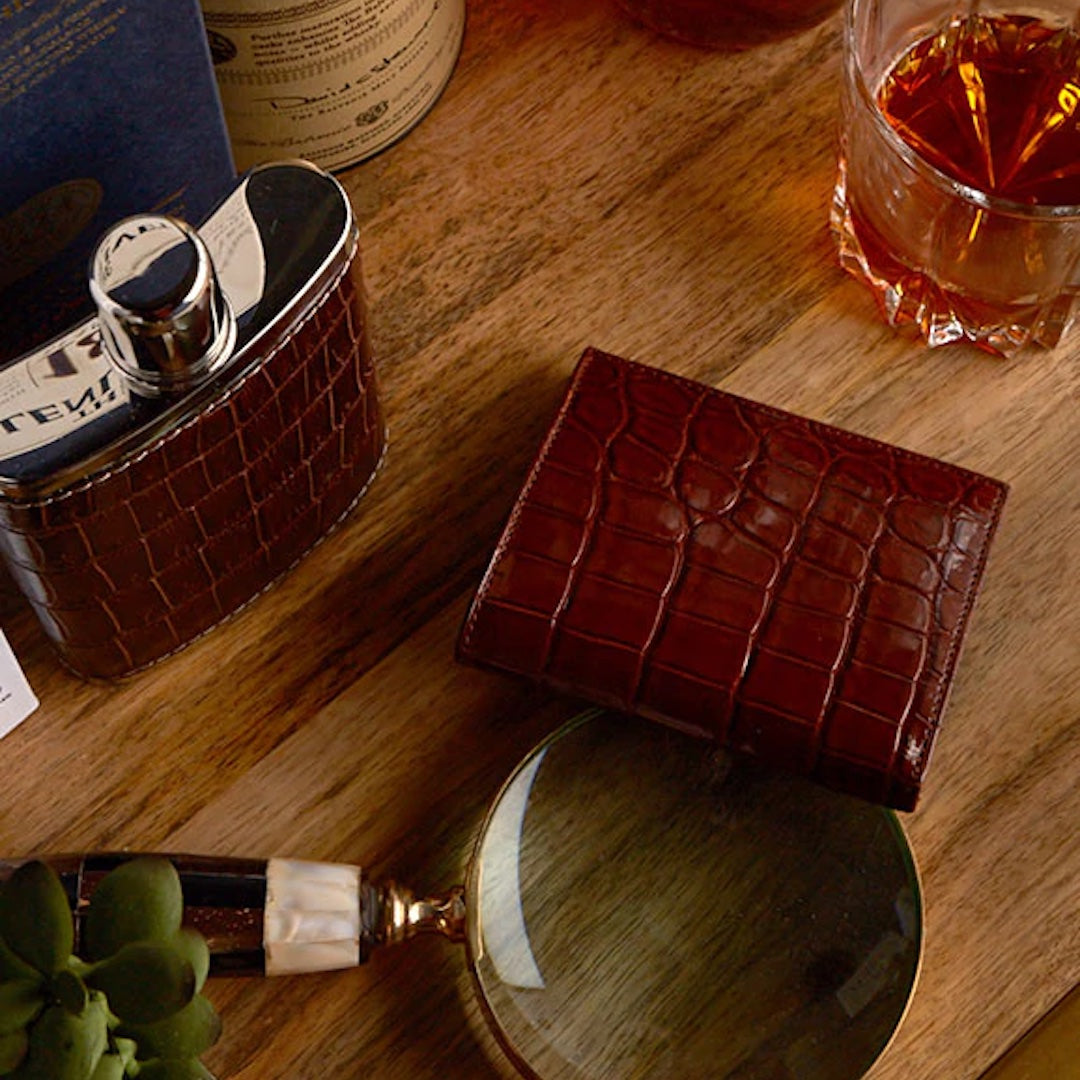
0,630,39,739
202,0,466,170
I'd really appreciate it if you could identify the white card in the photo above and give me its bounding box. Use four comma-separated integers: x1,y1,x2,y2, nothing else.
0,630,38,738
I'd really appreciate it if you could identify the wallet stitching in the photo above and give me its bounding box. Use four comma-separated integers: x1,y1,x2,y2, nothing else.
611,351,1010,490
460,353,595,656
888,475,1008,803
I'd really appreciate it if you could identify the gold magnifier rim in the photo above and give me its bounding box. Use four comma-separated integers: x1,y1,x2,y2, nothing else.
462,707,924,1080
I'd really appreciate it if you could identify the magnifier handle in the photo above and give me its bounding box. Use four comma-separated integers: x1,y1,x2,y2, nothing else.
0,852,408,978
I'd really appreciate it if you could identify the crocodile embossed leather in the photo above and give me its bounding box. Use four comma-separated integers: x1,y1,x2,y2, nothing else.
459,349,1007,809
0,262,383,679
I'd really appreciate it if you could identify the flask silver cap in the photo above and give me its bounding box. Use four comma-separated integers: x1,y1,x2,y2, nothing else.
89,214,237,396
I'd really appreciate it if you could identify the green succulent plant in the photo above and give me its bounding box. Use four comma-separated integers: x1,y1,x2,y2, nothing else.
0,857,220,1079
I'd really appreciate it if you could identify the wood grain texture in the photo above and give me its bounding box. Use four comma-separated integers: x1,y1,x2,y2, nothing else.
981,984,1080,1079
0,2,1076,1078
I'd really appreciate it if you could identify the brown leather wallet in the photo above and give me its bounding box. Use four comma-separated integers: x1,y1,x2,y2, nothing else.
458,348,1007,809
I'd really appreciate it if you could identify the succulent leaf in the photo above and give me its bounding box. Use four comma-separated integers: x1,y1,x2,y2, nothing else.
84,860,184,963
117,994,221,1061
51,970,89,1017
0,859,217,1079
65,956,94,979
132,1060,215,1080
85,989,117,1031
0,935,41,986
0,862,73,975
0,1027,29,1073
85,943,195,1026
0,980,44,1036
16,999,108,1080
88,1052,125,1080
169,932,209,995
111,1036,137,1069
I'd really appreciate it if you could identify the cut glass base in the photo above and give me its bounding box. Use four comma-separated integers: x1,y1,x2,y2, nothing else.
830,159,1077,358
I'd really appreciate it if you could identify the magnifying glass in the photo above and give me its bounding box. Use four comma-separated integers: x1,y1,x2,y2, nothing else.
9,708,922,1079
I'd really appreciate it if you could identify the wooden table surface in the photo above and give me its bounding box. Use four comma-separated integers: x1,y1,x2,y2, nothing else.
1,2,1077,1078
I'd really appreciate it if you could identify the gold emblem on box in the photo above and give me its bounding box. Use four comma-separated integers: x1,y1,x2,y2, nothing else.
0,178,103,290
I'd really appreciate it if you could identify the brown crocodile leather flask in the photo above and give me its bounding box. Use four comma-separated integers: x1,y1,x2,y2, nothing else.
0,162,385,679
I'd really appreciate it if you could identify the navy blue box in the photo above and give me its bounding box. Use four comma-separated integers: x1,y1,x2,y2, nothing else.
0,0,236,366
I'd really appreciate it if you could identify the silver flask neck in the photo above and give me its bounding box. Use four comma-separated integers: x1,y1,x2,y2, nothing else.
89,215,237,397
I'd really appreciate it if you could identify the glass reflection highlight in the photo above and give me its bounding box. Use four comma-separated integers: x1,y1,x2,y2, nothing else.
474,748,548,991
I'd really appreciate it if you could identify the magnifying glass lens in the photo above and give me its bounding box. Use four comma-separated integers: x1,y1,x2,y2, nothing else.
468,710,920,1080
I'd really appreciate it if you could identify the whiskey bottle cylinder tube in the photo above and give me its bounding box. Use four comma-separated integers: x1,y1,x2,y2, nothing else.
201,0,467,171
1,710,923,1080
